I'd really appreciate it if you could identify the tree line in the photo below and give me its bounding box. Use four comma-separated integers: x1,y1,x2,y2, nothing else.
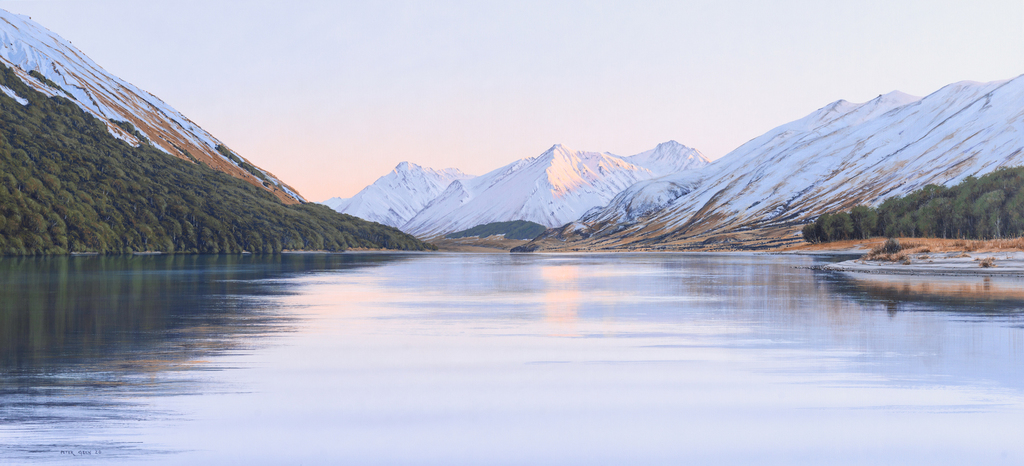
0,63,434,255
803,166,1024,243
445,220,548,240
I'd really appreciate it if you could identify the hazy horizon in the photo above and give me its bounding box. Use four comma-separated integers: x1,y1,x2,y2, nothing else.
0,0,1021,201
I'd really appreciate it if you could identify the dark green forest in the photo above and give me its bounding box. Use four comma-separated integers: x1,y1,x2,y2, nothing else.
803,167,1024,243
0,63,434,254
445,220,548,240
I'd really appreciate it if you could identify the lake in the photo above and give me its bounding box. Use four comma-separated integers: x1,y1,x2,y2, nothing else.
1,253,1023,464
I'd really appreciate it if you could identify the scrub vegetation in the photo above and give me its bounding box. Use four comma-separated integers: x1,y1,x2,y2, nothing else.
216,144,270,184
445,220,548,241
27,69,74,99
0,63,434,255
109,119,150,145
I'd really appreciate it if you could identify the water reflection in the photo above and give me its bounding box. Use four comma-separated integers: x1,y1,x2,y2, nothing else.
540,264,581,336
826,270,1024,316
812,263,1024,390
372,254,1024,391
0,253,409,458
2,253,1024,464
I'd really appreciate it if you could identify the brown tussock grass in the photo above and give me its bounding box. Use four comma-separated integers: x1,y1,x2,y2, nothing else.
860,237,1024,262
790,237,1024,255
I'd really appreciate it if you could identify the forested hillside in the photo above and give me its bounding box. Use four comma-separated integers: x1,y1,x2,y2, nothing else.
444,220,548,240
803,167,1024,243
0,64,434,254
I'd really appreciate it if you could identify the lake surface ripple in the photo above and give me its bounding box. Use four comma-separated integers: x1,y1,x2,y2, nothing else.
1,253,1022,464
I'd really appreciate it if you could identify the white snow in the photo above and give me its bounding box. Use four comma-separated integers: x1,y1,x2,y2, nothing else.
580,169,705,225
626,140,708,174
0,84,26,105
0,10,211,148
320,197,349,211
401,142,708,237
0,9,304,202
577,75,1024,242
325,142,707,236
325,162,473,228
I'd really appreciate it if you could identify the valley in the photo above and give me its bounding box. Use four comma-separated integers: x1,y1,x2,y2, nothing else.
3,4,1024,465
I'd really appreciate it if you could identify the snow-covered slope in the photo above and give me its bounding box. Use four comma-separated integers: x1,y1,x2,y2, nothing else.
321,197,349,211
0,9,303,203
568,76,1024,246
325,162,473,228
626,140,708,174
402,143,708,237
580,169,706,226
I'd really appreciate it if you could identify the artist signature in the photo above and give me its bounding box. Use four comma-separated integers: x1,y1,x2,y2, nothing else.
60,450,102,457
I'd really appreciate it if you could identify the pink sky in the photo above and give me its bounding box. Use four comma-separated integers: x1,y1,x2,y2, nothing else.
0,0,1021,201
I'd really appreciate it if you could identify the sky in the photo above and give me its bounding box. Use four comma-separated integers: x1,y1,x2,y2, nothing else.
0,0,1022,201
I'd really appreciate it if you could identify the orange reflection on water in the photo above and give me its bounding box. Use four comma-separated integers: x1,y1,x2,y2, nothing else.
849,274,1024,302
540,264,582,337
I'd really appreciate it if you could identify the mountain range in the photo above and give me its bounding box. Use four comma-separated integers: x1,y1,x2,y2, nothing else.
6,7,1024,254
328,72,1024,250
325,162,473,229
328,141,709,237
518,76,1024,251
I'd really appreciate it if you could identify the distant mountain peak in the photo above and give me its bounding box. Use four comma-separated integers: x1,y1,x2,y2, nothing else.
324,161,473,228
402,141,707,237
877,90,919,102
656,140,686,149
541,143,578,159
627,140,709,174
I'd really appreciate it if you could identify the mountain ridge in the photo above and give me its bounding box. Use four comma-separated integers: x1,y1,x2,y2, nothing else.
517,75,1024,251
399,142,709,237
325,161,473,228
0,13,432,254
325,141,709,238
0,9,303,203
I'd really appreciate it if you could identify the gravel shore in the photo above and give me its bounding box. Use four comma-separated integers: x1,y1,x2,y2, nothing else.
823,251,1024,276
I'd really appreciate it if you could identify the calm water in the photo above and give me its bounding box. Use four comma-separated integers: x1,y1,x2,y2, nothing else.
1,253,1023,465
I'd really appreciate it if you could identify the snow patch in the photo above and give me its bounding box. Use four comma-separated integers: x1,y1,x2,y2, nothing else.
0,84,27,105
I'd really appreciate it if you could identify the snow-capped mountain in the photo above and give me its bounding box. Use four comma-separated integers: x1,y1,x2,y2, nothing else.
401,142,708,237
0,9,303,203
325,162,473,228
539,76,1024,249
321,197,349,211
625,140,708,174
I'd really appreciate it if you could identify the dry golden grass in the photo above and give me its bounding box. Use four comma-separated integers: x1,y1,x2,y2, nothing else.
856,237,1024,262
865,250,909,262
976,238,1024,250
788,237,1024,255
783,238,879,252
430,236,530,252
864,238,910,262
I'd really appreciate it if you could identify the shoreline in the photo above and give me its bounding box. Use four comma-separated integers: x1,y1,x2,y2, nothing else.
823,251,1024,277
